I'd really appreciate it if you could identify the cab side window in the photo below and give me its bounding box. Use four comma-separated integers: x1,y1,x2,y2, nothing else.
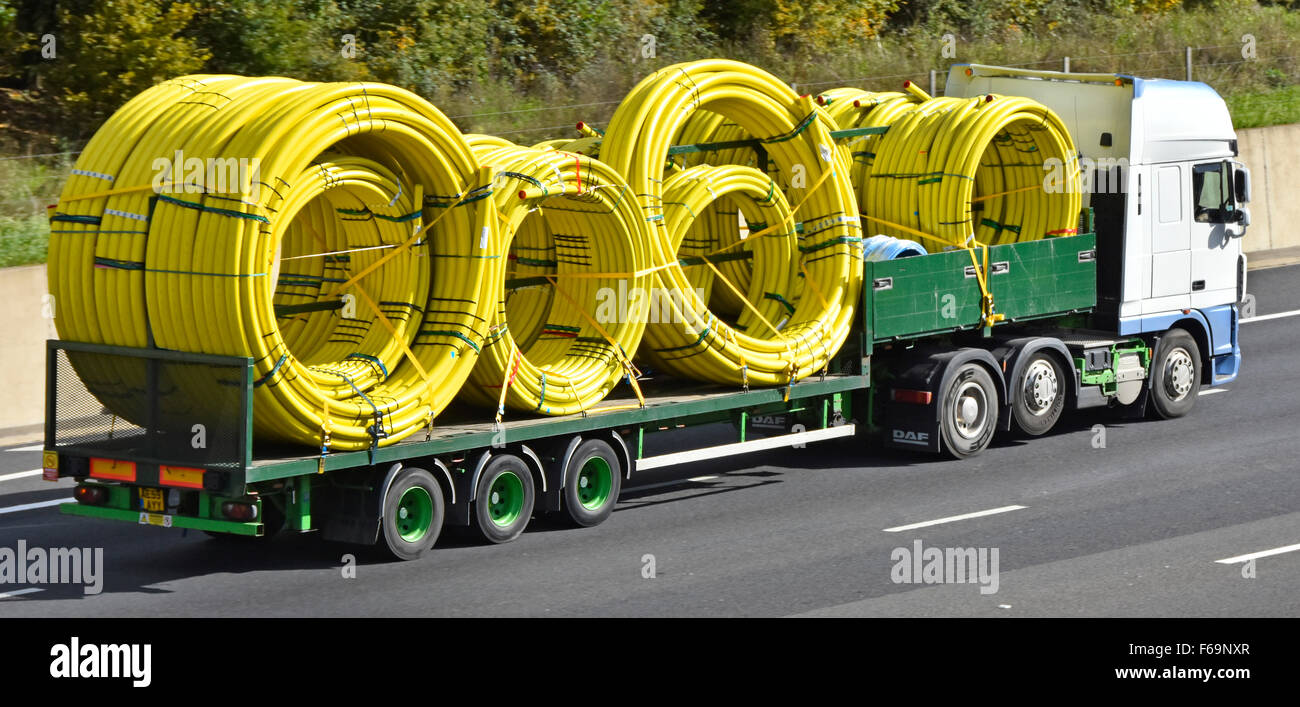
1192,162,1230,223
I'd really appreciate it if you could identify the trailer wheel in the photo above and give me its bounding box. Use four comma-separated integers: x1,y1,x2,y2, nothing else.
940,363,998,458
561,439,622,528
380,467,444,561
472,454,535,544
1150,329,1201,419
1011,353,1065,436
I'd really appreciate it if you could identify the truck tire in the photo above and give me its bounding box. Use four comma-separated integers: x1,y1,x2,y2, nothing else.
1150,329,1201,419
380,467,445,561
940,363,998,458
1011,352,1065,436
561,439,622,528
472,454,535,544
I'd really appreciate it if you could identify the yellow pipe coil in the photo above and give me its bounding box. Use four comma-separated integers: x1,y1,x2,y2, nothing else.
459,136,652,416
49,75,500,450
600,59,864,387
861,91,1082,251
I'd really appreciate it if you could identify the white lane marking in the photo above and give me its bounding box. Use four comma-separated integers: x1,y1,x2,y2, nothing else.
1241,308,1300,323
0,588,44,599
1215,543,1300,564
883,505,1027,533
0,469,43,483
0,498,74,515
5,444,43,452
627,476,722,492
1199,388,1227,396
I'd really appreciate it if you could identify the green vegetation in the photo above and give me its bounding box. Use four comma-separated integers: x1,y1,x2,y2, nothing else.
0,149,70,268
1227,84,1300,129
1,0,1297,267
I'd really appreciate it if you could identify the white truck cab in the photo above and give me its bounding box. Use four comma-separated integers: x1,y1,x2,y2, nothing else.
947,64,1250,385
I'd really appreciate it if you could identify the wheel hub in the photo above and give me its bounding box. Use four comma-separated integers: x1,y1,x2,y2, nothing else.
953,381,988,440
395,486,433,543
576,457,613,511
1022,360,1058,414
487,472,524,527
960,397,979,425
1165,348,1194,400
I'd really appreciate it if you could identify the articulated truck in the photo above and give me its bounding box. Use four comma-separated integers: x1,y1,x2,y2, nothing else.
45,64,1250,560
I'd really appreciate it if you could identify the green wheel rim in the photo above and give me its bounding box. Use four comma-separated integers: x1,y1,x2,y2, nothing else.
395,485,434,543
487,471,525,527
576,457,613,511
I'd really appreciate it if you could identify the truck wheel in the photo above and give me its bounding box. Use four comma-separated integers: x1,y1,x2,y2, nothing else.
562,439,622,528
1150,329,1201,419
380,467,444,561
472,454,535,544
940,363,998,458
1011,353,1065,436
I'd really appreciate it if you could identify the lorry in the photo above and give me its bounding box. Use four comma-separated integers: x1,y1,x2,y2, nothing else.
44,64,1251,560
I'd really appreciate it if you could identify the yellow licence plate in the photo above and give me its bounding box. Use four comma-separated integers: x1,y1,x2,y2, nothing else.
140,487,164,512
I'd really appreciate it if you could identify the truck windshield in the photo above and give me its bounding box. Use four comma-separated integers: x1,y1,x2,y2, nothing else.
1192,162,1231,223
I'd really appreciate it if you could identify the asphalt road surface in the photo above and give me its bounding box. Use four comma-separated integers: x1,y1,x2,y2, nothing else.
1,265,1298,617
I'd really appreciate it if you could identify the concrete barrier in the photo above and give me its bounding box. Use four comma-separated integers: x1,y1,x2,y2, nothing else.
1237,122,1300,254
0,264,54,432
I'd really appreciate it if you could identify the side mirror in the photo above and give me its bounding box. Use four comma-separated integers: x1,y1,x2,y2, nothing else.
1233,164,1251,204
1225,206,1250,238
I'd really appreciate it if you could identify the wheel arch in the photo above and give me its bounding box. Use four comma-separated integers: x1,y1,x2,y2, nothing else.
1163,318,1213,385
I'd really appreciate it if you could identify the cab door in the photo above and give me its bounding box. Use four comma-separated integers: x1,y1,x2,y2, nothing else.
1148,163,1191,310
1189,160,1243,309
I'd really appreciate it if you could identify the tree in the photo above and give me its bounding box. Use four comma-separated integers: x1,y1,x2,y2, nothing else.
42,0,210,136
187,0,363,82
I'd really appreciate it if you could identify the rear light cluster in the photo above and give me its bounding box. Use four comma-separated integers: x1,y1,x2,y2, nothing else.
220,502,259,522
74,485,108,505
891,388,934,405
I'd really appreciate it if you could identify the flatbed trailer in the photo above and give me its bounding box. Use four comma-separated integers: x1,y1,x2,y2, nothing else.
46,226,1110,559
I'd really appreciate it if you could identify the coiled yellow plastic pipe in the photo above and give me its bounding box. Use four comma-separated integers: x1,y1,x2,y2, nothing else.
459,136,652,416
600,59,864,386
50,75,500,450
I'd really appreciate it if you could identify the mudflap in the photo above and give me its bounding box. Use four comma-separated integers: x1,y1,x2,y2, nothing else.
880,347,1006,454
881,354,945,454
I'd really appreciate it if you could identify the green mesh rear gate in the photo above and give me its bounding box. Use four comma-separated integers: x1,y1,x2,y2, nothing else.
46,341,254,478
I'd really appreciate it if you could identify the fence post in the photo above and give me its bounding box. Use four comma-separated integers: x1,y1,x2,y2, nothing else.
1063,56,1070,73
1185,46,1193,81
929,69,937,97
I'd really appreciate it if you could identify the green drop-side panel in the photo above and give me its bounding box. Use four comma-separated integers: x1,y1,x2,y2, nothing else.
993,233,1097,321
867,247,985,339
866,233,1096,342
